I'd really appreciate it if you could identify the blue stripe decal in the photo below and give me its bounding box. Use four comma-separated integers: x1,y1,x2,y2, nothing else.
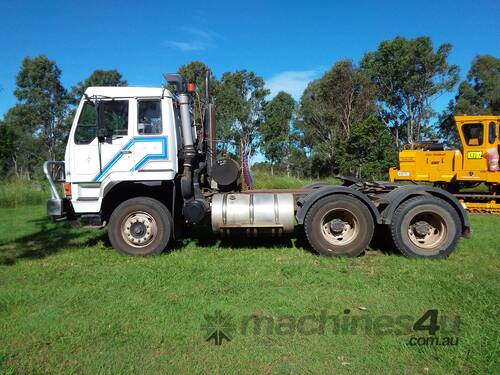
93,137,168,181
130,137,167,171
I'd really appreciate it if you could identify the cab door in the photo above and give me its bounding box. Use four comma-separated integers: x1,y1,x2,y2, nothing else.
459,121,487,172
69,99,133,182
130,98,172,175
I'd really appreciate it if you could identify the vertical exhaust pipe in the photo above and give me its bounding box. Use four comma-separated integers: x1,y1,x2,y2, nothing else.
165,73,209,224
178,92,195,149
204,71,216,178
165,74,196,199
164,74,195,152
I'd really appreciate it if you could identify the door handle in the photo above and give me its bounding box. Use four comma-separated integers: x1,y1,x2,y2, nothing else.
120,150,132,154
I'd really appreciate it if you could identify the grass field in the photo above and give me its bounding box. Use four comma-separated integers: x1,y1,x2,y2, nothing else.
0,180,49,208
0,205,499,374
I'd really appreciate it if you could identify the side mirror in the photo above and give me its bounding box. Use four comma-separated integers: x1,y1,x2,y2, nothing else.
97,127,111,142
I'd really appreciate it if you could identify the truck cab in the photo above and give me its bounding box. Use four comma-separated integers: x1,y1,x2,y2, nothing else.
63,87,180,215
455,116,500,178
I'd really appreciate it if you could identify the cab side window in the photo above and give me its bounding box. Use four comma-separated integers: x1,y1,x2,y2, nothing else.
100,100,129,137
138,100,162,135
488,122,496,144
462,123,484,146
74,102,97,144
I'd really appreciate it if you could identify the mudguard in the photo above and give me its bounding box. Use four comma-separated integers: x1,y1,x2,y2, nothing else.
296,185,381,225
380,185,471,235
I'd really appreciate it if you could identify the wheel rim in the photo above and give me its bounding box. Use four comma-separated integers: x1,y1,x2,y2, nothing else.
407,211,447,250
320,208,359,246
120,211,158,248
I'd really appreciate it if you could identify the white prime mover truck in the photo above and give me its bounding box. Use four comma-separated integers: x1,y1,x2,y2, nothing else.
44,73,470,258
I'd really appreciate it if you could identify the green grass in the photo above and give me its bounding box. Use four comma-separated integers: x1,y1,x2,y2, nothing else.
0,206,499,374
0,180,50,208
252,171,340,189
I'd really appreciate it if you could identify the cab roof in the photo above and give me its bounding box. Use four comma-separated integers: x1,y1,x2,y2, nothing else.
83,86,172,99
454,115,500,122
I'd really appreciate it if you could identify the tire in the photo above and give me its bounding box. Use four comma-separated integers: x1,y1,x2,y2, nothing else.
108,197,172,256
304,194,374,257
390,196,460,258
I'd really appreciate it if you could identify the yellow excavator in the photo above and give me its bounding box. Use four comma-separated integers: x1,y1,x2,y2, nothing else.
389,115,500,213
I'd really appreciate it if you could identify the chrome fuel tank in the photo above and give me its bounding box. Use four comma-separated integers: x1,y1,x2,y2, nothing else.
211,193,295,236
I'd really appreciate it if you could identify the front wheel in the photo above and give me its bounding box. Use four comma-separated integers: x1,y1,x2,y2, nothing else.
304,195,374,257
108,197,172,256
390,196,461,258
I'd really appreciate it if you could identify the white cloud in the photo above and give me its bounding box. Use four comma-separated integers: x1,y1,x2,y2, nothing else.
163,27,218,52
266,70,319,100
181,27,220,40
163,40,209,52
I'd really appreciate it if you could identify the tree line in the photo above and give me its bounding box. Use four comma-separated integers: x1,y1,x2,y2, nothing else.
0,35,498,181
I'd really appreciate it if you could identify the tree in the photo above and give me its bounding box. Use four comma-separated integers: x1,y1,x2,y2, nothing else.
176,61,216,126
297,79,329,153
338,116,397,180
71,69,127,103
261,91,295,175
361,36,459,146
214,70,269,158
439,55,500,147
298,61,376,175
14,55,69,161
318,60,376,138
437,103,460,148
0,105,40,178
178,61,213,95
0,120,15,175
288,146,311,178
453,55,500,115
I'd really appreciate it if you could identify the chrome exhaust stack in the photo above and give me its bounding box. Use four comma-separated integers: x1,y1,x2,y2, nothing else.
164,74,195,152
165,73,209,223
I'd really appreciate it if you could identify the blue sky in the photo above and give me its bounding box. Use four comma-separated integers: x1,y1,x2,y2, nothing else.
0,0,499,119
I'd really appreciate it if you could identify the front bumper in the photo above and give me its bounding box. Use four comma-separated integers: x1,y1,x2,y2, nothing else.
47,197,64,217
47,197,74,219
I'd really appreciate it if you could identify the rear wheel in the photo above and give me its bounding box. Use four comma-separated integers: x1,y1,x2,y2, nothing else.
304,195,374,257
390,196,460,258
108,197,172,256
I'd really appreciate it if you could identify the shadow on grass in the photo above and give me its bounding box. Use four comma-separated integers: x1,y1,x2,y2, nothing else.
0,217,105,266
2,216,398,266
182,224,398,256
369,225,399,256
182,225,324,256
